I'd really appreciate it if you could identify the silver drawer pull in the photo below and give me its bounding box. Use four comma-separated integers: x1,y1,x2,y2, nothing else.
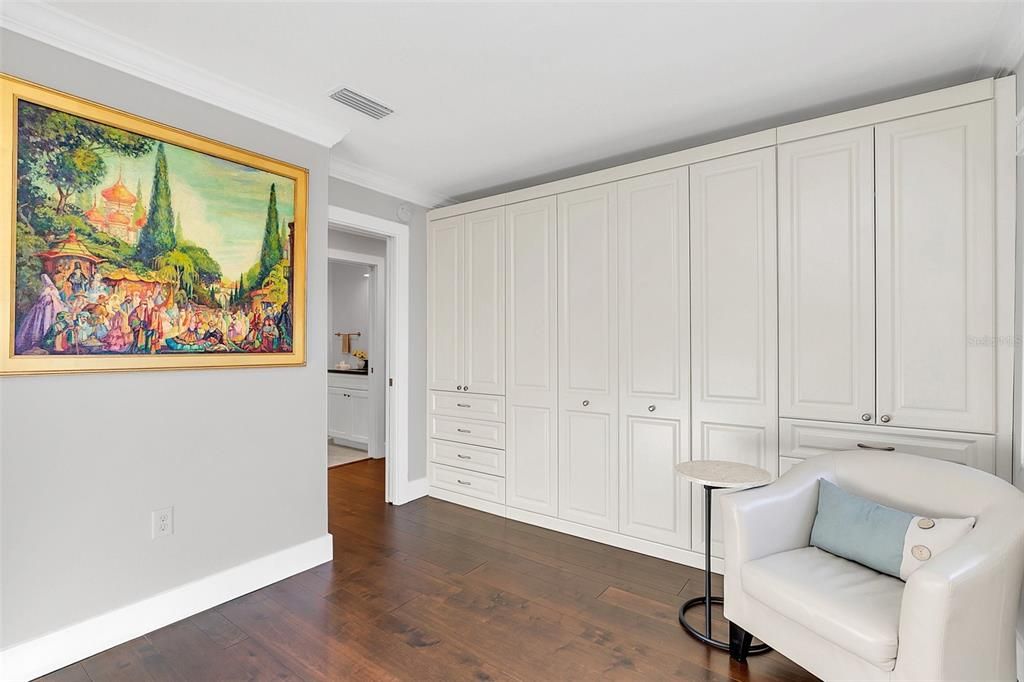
456,454,472,459
457,479,471,486
456,403,471,408
582,400,590,407
857,443,895,452
648,405,656,412
456,428,471,434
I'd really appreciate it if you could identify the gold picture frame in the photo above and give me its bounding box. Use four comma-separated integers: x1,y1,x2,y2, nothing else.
1,74,308,375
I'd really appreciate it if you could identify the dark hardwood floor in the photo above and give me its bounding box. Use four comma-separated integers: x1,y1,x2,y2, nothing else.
39,459,818,681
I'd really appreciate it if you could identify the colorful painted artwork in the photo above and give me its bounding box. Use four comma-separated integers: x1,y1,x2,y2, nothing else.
1,75,307,374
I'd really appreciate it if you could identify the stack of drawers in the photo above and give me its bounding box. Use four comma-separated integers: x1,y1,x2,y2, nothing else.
428,391,506,506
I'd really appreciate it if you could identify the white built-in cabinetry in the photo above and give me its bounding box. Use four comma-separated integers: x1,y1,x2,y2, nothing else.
689,148,778,558
328,373,369,447
427,208,505,396
426,77,1015,571
617,169,690,547
505,197,559,516
557,183,619,531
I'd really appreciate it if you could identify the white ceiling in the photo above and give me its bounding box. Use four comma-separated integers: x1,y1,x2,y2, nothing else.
4,2,1023,207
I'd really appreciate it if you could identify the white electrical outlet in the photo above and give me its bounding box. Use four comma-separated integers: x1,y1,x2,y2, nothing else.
152,507,173,539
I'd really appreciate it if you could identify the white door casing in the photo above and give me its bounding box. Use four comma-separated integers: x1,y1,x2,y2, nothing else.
557,183,619,531
505,197,559,516
616,168,691,548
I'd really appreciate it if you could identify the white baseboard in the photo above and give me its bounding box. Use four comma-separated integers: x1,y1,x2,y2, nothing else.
428,487,508,517
0,534,333,682
395,477,429,505
506,507,724,574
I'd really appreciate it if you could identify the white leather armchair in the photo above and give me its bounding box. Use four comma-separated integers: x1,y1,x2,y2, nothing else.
721,450,1024,682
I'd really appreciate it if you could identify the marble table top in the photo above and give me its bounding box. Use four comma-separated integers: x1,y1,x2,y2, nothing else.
674,460,773,489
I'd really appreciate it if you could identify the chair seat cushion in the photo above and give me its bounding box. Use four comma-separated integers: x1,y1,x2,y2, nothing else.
742,546,904,671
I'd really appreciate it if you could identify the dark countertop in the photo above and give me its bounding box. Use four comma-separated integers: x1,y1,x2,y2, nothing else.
329,368,368,375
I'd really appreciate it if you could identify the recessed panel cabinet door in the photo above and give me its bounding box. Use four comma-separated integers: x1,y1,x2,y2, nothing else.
557,184,618,531
779,128,875,424
463,208,506,396
506,197,558,516
427,216,463,392
689,147,778,558
349,390,369,444
876,102,996,433
328,387,351,440
617,169,690,548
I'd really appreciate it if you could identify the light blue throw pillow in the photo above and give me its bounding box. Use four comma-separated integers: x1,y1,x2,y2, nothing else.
810,479,974,580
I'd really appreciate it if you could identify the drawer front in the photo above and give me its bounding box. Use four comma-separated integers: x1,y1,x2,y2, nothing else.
780,418,997,474
430,391,505,422
328,373,369,390
430,463,505,503
430,415,506,449
430,439,505,476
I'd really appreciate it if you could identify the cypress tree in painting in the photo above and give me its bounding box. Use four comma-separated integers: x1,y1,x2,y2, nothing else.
132,179,146,225
174,212,184,242
136,143,176,262
258,183,282,281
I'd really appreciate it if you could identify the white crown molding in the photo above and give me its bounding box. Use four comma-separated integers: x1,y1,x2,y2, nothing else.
0,1,348,148
330,156,450,209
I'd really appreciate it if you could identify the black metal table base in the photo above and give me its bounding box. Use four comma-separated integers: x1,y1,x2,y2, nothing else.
678,597,771,653
678,483,770,657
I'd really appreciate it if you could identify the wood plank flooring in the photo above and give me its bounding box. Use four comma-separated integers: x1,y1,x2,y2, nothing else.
39,459,818,681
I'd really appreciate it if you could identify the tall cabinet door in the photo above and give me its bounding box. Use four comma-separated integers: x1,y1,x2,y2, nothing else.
876,101,996,433
557,183,619,531
427,216,463,392
506,197,558,516
690,147,778,557
463,208,505,395
617,169,691,548
779,128,875,424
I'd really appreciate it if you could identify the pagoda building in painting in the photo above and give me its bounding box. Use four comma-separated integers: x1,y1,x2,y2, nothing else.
84,174,145,245
36,229,105,280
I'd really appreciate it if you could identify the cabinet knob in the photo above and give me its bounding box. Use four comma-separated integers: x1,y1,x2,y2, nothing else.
582,400,590,407
457,428,471,434
456,454,471,459
648,405,656,412
457,479,471,486
456,385,462,391
880,414,891,423
861,413,871,422
456,403,471,408
463,386,469,392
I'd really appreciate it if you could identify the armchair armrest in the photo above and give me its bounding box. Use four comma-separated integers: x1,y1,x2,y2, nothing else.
895,505,1024,682
721,464,821,567
720,463,821,624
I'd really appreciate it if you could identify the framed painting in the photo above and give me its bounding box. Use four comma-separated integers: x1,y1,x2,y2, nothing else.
0,74,308,375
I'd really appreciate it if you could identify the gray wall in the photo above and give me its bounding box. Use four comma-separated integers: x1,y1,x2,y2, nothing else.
0,31,330,648
328,261,370,368
328,178,428,480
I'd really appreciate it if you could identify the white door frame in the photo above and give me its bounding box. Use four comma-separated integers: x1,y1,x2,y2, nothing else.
327,249,386,464
328,206,412,504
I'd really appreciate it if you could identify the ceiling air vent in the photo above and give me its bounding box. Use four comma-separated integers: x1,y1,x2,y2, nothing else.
329,87,394,120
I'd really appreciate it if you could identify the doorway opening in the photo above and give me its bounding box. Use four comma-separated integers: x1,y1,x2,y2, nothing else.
328,244,385,472
327,206,411,504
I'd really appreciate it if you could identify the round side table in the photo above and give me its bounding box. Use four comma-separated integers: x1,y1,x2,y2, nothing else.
674,460,773,655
